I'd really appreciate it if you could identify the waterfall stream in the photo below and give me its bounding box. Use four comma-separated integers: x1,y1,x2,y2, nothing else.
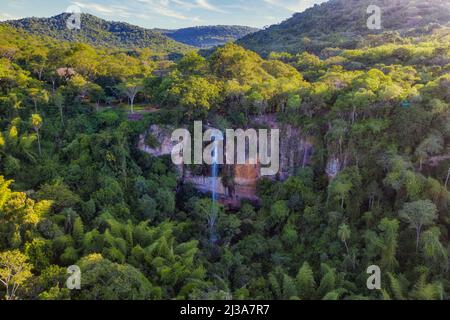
209,136,220,244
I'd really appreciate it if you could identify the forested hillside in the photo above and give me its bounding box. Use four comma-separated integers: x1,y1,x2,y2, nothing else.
4,13,193,54
161,25,258,48
0,0,450,300
4,14,256,51
238,0,450,55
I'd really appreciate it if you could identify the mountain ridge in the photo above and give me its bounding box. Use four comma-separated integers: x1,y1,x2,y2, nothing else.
160,25,259,48
3,13,257,52
238,0,450,56
3,13,192,54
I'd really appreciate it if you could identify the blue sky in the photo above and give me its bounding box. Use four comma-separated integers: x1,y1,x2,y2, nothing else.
0,0,326,29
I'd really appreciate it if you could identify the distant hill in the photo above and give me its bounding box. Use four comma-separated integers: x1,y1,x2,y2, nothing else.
160,25,259,48
238,0,450,56
3,14,257,53
4,13,193,54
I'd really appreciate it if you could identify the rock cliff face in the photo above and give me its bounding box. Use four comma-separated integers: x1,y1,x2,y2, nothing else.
138,125,178,157
249,115,313,180
326,157,341,180
138,118,314,205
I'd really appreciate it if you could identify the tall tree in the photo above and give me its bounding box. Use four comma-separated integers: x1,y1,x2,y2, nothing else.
73,217,85,247
52,90,65,127
378,218,399,271
0,250,33,300
399,200,438,252
116,79,144,114
87,83,105,112
415,133,444,171
338,224,351,254
29,47,49,81
31,114,43,156
421,227,447,271
329,172,353,209
28,88,48,113
295,262,316,300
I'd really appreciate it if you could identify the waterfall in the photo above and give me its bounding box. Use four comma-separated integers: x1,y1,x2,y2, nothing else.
209,135,220,244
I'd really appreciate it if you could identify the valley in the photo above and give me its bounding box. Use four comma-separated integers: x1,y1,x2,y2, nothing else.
0,0,449,301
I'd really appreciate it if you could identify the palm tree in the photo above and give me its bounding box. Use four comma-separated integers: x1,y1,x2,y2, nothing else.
28,88,48,113
384,272,444,300
31,114,43,156
338,224,351,254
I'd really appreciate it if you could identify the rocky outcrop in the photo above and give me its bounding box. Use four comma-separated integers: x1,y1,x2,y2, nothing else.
138,125,177,157
138,118,314,206
250,115,313,180
326,157,341,180
184,176,228,195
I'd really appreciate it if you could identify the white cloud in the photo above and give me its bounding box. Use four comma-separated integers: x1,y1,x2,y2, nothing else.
67,0,228,24
151,0,226,13
134,0,179,18
170,0,196,9
0,12,20,21
72,1,117,14
144,6,189,20
263,0,325,13
132,0,206,21
71,1,137,19
195,0,226,13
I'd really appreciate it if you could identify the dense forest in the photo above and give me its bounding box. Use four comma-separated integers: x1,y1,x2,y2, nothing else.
0,0,450,300
160,26,259,48
239,0,450,55
6,14,257,51
5,13,193,54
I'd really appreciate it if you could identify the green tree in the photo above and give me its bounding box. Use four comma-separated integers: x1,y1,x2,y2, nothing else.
176,51,207,76
0,250,33,300
52,89,65,127
87,83,105,112
338,224,351,254
28,47,49,80
295,262,316,300
73,217,85,247
415,133,444,171
75,254,159,300
378,218,399,271
28,88,48,113
116,79,144,114
421,227,447,270
0,176,52,248
399,200,438,252
24,238,52,272
270,200,290,228
66,43,99,80
317,265,336,298
31,114,43,156
329,173,353,209
169,75,221,118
